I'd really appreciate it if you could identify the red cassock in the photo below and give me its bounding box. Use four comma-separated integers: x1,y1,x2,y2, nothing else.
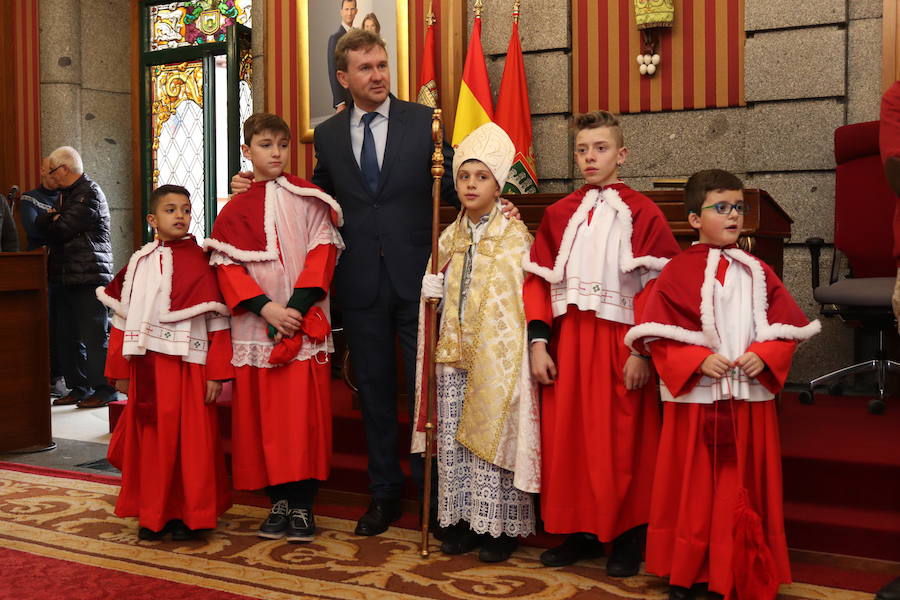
101,237,234,532
626,243,820,598
523,183,681,541
207,174,341,491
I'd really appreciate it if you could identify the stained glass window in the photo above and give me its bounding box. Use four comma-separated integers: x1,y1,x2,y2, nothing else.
239,47,253,173
149,0,252,51
142,1,252,240
151,61,207,237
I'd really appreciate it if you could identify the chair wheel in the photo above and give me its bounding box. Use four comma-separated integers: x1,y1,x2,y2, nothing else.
868,399,886,415
798,390,814,405
827,383,844,396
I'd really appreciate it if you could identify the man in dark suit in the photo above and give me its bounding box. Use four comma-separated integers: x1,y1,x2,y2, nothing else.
327,0,357,111
313,29,457,537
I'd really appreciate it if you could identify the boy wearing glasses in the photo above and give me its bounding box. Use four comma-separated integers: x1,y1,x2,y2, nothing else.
625,169,820,600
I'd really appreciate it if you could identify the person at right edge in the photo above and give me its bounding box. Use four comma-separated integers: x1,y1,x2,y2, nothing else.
876,80,900,600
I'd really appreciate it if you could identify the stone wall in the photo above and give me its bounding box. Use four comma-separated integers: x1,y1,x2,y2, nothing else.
476,0,885,382
40,0,134,271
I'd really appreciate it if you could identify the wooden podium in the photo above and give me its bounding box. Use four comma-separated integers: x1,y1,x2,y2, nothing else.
0,250,54,452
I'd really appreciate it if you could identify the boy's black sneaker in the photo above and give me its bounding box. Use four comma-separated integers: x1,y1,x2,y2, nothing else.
138,526,163,541
257,499,290,539
539,532,604,567
606,525,644,577
285,508,315,543
168,519,193,541
479,534,518,563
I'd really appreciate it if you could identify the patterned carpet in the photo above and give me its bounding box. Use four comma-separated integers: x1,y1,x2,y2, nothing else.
0,466,874,600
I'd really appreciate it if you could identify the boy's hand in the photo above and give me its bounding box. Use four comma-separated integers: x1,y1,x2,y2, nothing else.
114,379,129,395
623,355,652,390
205,380,223,404
699,353,732,379
530,342,557,384
499,197,522,221
734,352,764,378
421,273,444,299
260,302,301,337
230,171,254,195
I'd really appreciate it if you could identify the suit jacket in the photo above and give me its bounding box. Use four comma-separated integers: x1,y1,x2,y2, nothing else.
312,95,458,308
327,25,349,108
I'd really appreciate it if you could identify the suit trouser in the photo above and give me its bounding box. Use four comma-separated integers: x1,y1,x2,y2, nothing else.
54,283,111,397
341,262,424,500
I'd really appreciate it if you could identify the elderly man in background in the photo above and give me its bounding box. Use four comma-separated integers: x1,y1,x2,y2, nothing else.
35,146,116,409
20,157,70,398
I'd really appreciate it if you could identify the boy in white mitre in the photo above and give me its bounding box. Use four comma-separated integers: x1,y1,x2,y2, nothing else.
625,169,820,600
205,113,344,544
411,122,540,563
99,184,233,541
524,111,681,576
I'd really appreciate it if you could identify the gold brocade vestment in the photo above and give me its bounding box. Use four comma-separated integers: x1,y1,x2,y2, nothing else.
412,209,540,492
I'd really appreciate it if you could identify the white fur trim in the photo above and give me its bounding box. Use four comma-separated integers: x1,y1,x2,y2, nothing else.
275,175,344,227
627,247,822,350
522,189,598,283
203,179,280,262
203,178,344,261
603,187,671,274
724,248,820,343
625,321,712,350
757,320,822,342
98,240,228,323
95,285,122,315
698,248,722,349
521,187,671,283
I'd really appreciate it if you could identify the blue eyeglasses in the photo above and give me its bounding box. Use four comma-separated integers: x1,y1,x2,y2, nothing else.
699,201,747,216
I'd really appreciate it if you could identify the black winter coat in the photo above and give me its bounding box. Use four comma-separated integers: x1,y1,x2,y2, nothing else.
36,173,113,285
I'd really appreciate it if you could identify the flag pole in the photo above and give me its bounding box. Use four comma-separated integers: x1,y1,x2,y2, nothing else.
421,108,444,557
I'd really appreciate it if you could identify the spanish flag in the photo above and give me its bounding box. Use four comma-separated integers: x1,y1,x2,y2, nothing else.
416,12,438,108
451,10,493,147
495,6,538,194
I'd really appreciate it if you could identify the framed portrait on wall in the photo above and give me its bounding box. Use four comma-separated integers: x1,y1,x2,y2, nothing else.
298,0,409,142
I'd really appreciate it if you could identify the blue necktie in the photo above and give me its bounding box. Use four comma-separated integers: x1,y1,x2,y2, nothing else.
360,112,380,193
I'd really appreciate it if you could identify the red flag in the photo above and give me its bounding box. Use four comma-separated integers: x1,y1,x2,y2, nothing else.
417,12,439,108
495,6,538,194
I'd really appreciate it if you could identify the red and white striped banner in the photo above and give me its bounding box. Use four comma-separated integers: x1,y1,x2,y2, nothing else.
573,0,745,115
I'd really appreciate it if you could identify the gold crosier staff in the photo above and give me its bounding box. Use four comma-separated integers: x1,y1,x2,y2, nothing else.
420,108,444,557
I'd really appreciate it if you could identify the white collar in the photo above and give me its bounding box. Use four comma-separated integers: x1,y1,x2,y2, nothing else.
351,96,391,126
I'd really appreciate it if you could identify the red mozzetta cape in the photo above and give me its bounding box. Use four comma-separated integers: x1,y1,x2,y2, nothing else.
522,182,681,283
205,174,342,262
97,235,228,322
625,244,820,353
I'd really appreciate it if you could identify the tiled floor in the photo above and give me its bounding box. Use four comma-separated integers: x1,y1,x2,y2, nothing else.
0,402,117,476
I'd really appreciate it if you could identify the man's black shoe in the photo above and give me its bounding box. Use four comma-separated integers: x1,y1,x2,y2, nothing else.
668,585,694,600
479,534,518,563
440,527,484,555
286,508,315,543
354,498,402,536
539,532,604,567
878,578,900,600
606,525,644,577
257,499,290,539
